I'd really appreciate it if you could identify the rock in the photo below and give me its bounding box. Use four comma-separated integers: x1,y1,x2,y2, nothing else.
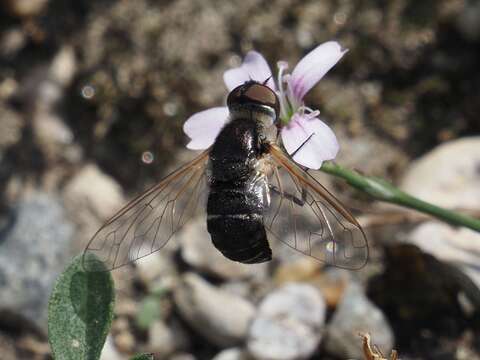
400,137,480,302
32,113,80,164
115,330,135,353
220,281,252,300
273,258,323,285
174,273,255,347
367,244,480,350
149,319,190,357
247,284,326,360
400,137,480,210
49,46,76,88
274,259,350,308
63,163,125,251
100,335,124,360
19,47,76,111
407,222,480,290
0,331,17,360
0,193,75,330
457,1,480,41
0,105,23,151
135,252,178,290
310,268,351,309
0,28,27,59
324,283,393,359
212,348,252,360
149,321,176,355
3,0,49,18
170,353,197,360
180,218,268,280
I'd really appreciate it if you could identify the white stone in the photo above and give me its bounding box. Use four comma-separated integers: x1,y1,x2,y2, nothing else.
247,284,326,360
407,222,480,289
400,137,480,210
174,273,255,347
324,283,393,359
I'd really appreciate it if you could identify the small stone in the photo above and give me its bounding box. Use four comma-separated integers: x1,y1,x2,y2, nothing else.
135,251,178,289
324,283,394,359
49,46,76,88
100,336,122,360
149,319,190,356
115,331,135,353
63,163,125,251
32,113,77,163
367,244,479,347
247,284,326,360
3,0,49,18
180,218,268,280
274,260,350,308
64,164,125,221
213,348,252,360
273,258,323,285
170,353,197,360
400,137,480,210
311,268,351,308
0,193,75,330
457,1,480,41
220,281,252,300
0,105,23,150
400,137,480,298
149,320,176,356
115,297,138,317
0,28,26,58
111,317,130,333
407,222,480,290
0,331,17,360
174,273,255,347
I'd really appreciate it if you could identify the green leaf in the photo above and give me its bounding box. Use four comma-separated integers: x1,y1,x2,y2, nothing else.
48,253,115,360
136,294,162,330
130,354,154,360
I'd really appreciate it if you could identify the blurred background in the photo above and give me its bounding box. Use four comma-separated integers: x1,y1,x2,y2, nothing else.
1,0,480,359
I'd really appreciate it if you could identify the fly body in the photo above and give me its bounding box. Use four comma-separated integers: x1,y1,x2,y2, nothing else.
207,118,271,263
83,81,369,272
207,81,280,263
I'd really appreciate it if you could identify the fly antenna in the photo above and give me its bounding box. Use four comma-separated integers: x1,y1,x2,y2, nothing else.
291,132,315,157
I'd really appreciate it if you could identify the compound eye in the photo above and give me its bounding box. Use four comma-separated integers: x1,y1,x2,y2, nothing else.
226,85,244,108
243,83,277,107
227,81,280,119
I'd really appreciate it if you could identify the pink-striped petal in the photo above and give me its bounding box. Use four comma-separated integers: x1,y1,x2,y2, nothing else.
290,41,347,101
223,51,275,91
183,107,229,150
281,114,339,169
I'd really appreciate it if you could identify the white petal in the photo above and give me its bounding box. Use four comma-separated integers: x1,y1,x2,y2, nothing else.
183,107,229,150
281,114,339,169
223,51,275,91
291,41,347,100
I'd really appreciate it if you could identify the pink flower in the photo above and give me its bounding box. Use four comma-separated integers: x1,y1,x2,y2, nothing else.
183,41,347,169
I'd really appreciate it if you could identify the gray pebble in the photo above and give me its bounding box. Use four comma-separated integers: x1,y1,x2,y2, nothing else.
247,284,326,360
0,193,75,330
213,348,252,360
324,282,393,359
174,273,255,347
400,137,480,210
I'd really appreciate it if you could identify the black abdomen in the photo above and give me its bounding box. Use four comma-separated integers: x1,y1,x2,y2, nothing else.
207,117,271,264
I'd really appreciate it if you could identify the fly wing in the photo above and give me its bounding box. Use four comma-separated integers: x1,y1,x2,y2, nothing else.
82,150,209,271
265,144,369,269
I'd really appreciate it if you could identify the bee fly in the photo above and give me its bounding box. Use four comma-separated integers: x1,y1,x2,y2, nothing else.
83,81,368,272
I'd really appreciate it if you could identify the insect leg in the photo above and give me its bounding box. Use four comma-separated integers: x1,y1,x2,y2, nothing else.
269,184,305,206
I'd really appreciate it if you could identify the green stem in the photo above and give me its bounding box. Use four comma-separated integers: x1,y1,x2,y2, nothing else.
320,161,480,233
